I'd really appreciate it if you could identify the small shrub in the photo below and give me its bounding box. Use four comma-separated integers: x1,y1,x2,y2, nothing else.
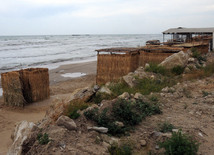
202,90,209,97
204,63,214,76
159,130,199,155
112,100,142,126
150,95,158,102
109,81,135,97
65,99,88,119
91,92,114,104
191,48,206,64
158,122,175,133
135,78,175,95
171,65,185,75
145,63,167,75
84,99,161,136
37,133,50,145
108,143,132,155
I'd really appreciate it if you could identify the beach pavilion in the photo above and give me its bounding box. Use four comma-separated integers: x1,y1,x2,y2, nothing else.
162,27,214,51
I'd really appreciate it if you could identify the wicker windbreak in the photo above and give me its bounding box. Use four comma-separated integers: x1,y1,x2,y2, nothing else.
1,68,50,107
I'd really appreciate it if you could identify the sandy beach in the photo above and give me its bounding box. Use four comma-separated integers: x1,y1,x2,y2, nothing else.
0,61,97,154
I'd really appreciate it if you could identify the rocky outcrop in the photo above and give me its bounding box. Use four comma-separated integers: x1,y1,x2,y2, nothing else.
56,115,77,131
159,51,189,69
8,121,37,155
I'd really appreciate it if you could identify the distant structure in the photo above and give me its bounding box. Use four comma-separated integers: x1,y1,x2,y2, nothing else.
163,27,214,51
96,27,213,85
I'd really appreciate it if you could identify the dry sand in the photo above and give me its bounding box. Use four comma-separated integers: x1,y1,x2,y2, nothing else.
0,61,97,154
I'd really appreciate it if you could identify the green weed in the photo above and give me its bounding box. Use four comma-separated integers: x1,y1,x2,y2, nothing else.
158,122,175,133
159,130,199,155
37,133,50,145
84,99,161,136
171,65,185,75
65,99,89,119
145,63,167,76
108,142,132,155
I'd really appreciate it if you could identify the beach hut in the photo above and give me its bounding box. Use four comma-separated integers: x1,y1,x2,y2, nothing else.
96,48,140,85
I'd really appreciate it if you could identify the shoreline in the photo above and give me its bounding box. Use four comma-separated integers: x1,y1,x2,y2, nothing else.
0,60,97,154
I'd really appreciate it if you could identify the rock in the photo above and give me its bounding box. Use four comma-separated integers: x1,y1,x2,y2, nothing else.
73,87,95,102
123,73,136,88
162,87,169,93
118,92,130,99
145,63,150,69
109,137,119,145
98,86,112,95
140,140,147,147
56,115,77,131
188,58,195,63
159,51,189,69
134,93,143,100
114,121,124,127
93,85,100,92
151,131,163,137
155,145,160,150
184,67,191,73
172,129,179,133
87,126,108,133
8,121,36,155
162,133,172,138
187,64,197,70
105,82,111,87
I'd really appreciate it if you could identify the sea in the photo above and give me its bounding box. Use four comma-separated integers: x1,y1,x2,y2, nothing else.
0,34,165,95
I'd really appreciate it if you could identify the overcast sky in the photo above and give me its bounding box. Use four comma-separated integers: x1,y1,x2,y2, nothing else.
0,0,214,35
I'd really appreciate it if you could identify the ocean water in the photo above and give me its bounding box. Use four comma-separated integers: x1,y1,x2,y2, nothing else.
0,34,164,74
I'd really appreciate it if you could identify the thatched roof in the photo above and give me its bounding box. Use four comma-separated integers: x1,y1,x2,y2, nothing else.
95,47,140,54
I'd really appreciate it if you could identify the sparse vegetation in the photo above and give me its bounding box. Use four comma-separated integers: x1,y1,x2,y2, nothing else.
84,99,161,136
37,133,50,145
191,48,206,64
202,90,209,97
145,63,167,75
91,92,114,104
108,142,132,155
158,122,175,133
149,95,158,102
65,99,89,119
159,130,199,155
171,65,185,75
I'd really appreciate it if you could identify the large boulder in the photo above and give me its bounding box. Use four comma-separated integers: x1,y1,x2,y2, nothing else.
8,121,37,155
56,115,77,131
159,51,189,69
123,72,136,88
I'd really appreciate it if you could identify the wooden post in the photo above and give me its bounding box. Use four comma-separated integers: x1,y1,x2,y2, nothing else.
212,32,214,51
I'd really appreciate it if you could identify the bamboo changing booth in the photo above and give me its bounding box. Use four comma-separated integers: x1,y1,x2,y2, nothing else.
1,68,50,107
96,48,140,85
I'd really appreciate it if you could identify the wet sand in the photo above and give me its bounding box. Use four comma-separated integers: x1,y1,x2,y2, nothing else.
0,61,97,154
